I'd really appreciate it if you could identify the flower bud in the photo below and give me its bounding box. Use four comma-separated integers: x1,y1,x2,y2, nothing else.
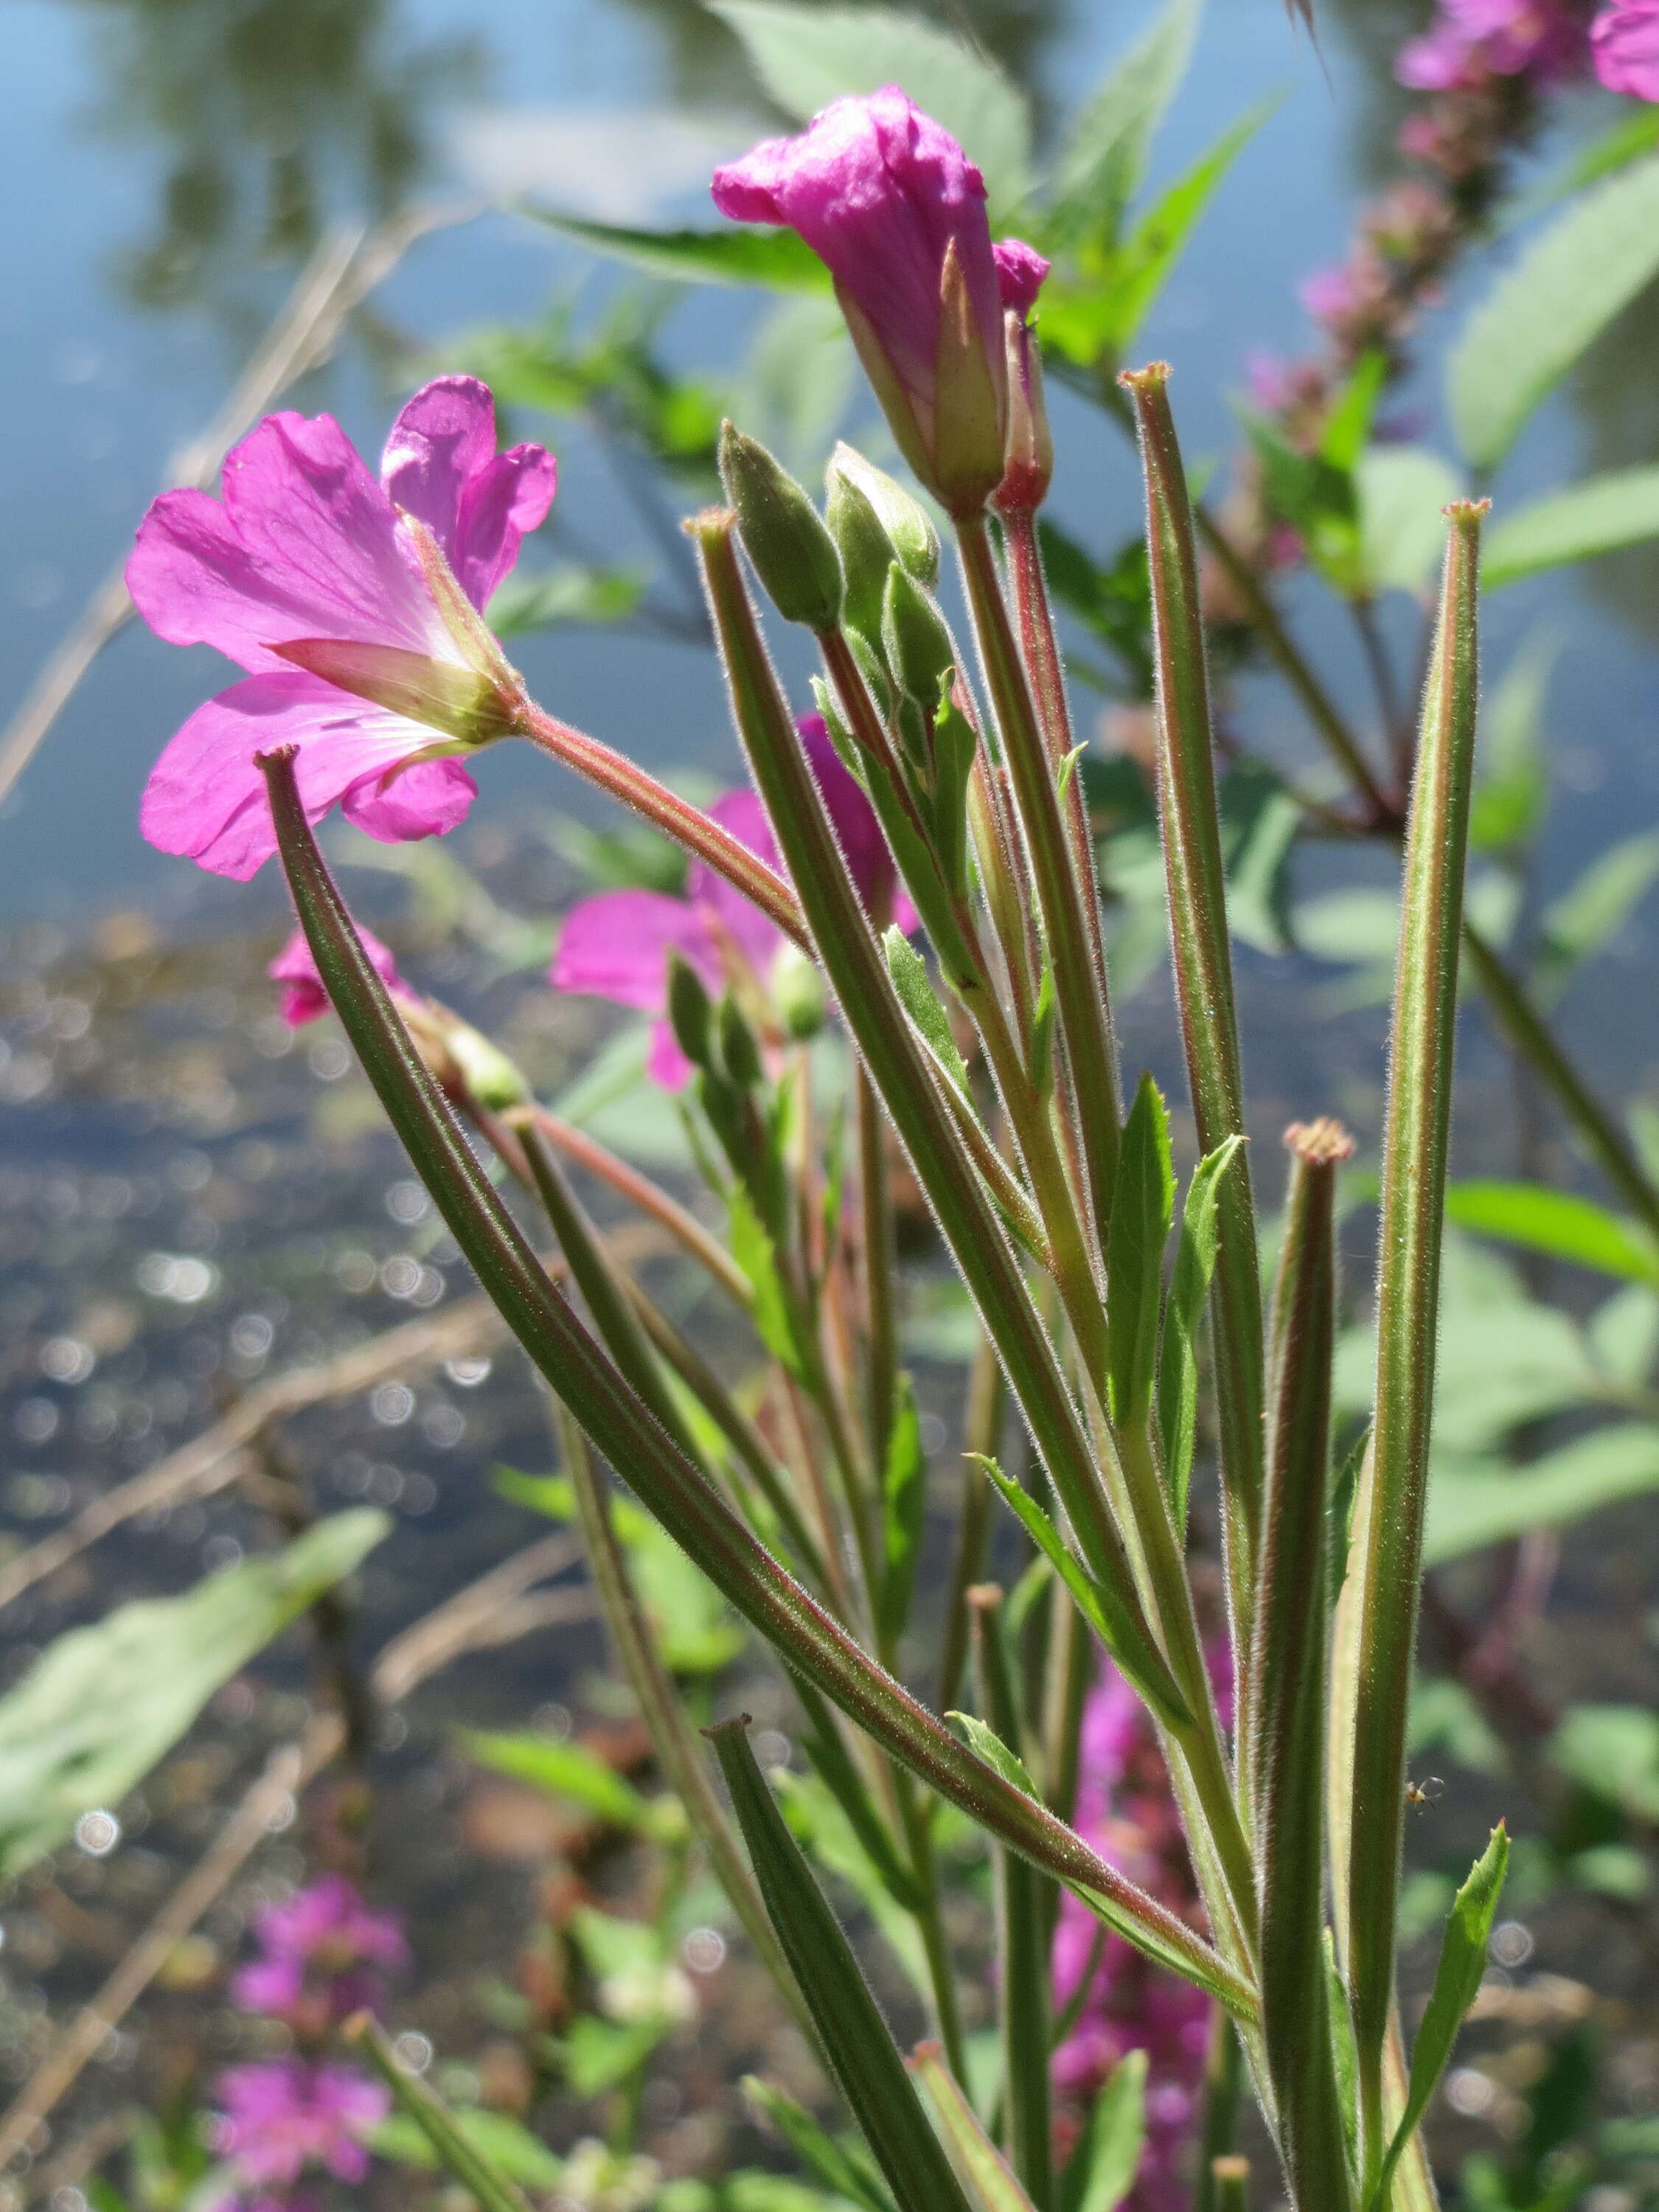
440,1018,531,1110
718,422,844,630
717,991,766,1090
881,564,955,712
827,444,939,588
666,950,715,1073
771,942,827,1041
994,311,1054,518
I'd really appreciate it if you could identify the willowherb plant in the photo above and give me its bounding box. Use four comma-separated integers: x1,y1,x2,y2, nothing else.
128,76,1514,2212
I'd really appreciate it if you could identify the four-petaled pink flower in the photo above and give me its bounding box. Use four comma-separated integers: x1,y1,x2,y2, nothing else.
232,1872,408,2028
553,716,910,1088
713,90,1046,512
129,376,554,881
268,926,410,1028
1592,0,1659,94
215,2061,389,2187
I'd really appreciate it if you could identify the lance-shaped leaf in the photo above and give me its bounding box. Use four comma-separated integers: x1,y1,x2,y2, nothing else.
711,1719,975,2212
1251,1121,1357,2212
969,1589,1051,2211
878,1378,928,1649
1346,501,1486,2176
1060,2051,1147,2212
1157,1138,1243,1531
522,205,830,289
1119,363,1265,1684
970,1455,1192,1732
1369,1827,1509,2212
347,2013,533,2212
744,2078,896,2212
1107,1074,1176,1430
908,2041,1039,2212
259,744,1250,2018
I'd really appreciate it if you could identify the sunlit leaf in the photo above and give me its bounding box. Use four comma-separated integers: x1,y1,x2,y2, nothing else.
1356,445,1464,595
1425,1425,1659,1564
1443,1178,1659,1284
1484,465,1659,586
520,206,830,290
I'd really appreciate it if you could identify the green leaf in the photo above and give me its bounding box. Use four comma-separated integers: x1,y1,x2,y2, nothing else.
712,1723,973,2212
458,1730,671,1837
1551,1703,1659,1821
945,1709,1037,1798
1106,1074,1175,1430
0,1512,386,1879
708,1,1031,216
374,2109,566,2190
883,928,971,1095
1538,830,1659,995
520,205,830,290
908,2042,1039,2211
744,2078,897,2212
1443,1179,1659,1284
1449,156,1659,472
1425,1425,1659,1564
1357,445,1465,595
1484,465,1659,586
564,2014,669,2096
1156,1138,1242,1530
878,1378,928,1649
1101,99,1276,352
1058,2050,1146,2212
970,1456,1192,1731
1371,1827,1509,2212
487,564,647,637
728,1183,808,1377
1051,0,1202,234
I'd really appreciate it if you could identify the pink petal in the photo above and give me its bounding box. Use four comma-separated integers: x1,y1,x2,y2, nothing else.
647,1018,695,1090
139,671,476,880
1593,0,1659,94
268,924,406,1026
689,790,787,978
551,888,714,1012
128,411,447,676
380,376,556,608
993,237,1051,316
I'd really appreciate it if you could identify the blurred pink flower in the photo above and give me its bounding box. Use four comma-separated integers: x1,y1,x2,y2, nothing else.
267,927,409,1028
130,377,554,881
552,717,909,1088
215,2061,389,2187
1398,0,1585,88
713,89,1020,508
233,1874,407,2030
1592,0,1659,93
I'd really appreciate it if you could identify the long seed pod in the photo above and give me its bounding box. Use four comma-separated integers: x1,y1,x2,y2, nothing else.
1346,501,1486,2180
1251,1121,1357,2212
709,1718,974,2212
1120,363,1267,1708
257,744,1251,2017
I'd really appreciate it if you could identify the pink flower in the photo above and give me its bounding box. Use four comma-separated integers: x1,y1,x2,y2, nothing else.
129,377,554,881
713,90,1018,511
1051,1663,1222,2212
232,1874,408,2029
1397,0,1584,87
553,717,909,1088
1593,0,1659,94
216,2061,389,2187
268,926,408,1027
993,237,1051,319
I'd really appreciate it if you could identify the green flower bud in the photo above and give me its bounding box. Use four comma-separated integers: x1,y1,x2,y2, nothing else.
666,950,714,1073
881,564,954,712
824,470,894,647
718,422,844,630
443,1019,531,1110
827,442,939,587
771,943,827,1041
717,990,766,1090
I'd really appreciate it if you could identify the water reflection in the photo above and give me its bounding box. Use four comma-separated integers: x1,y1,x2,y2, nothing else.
68,0,484,338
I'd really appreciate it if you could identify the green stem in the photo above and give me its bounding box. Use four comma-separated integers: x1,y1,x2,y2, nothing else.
346,2014,533,2212
858,1063,900,1477
956,512,1123,1239
937,1334,1003,1717
1348,504,1486,2183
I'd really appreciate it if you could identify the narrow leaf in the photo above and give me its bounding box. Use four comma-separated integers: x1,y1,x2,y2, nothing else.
878,1377,928,1646
1443,1179,1659,1284
1106,1073,1176,1430
971,1455,1192,1731
1449,156,1659,471
458,1730,662,1836
908,2041,1039,2211
1156,1138,1242,1529
1110,100,1278,349
884,928,971,1095
1357,447,1467,597
522,205,830,290
710,1719,974,2212
1483,465,1659,586
1371,1827,1509,2212
745,2077,896,2212
1425,1422,1659,1564
1059,2051,1147,2212
349,2014,533,2212
1052,0,1202,229
946,1708,1037,1798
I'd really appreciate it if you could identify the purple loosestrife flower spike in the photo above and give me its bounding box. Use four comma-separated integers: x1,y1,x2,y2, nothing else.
232,1873,408,2029
552,717,911,1087
269,927,409,1028
1593,0,1659,94
129,376,554,880
215,2060,389,2187
713,91,1040,515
